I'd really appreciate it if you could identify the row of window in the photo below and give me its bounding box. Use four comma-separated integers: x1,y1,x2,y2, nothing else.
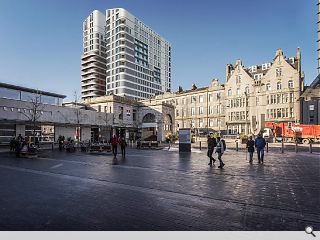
266,108,294,119
266,80,294,91
176,105,222,117
228,111,249,122
176,118,222,129
228,98,248,108
267,93,295,104
227,87,249,96
175,93,222,105
227,80,294,97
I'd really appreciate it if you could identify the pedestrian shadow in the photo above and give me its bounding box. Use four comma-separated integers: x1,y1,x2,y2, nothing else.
112,156,118,165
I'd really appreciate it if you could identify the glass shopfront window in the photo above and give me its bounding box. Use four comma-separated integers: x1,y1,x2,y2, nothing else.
25,125,55,143
0,123,15,144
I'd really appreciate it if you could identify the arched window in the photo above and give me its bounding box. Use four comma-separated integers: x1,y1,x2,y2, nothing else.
266,83,271,91
288,80,294,88
245,86,249,94
277,81,282,90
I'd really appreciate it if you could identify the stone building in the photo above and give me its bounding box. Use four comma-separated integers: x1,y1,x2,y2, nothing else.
83,48,306,140
152,79,226,136
84,94,175,141
224,48,304,135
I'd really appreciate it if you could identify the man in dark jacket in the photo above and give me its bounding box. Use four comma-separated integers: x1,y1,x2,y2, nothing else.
111,135,118,157
246,136,255,163
119,137,127,158
207,135,217,166
254,134,266,164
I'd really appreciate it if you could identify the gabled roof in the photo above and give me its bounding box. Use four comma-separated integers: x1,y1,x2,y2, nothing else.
309,73,320,89
301,74,320,98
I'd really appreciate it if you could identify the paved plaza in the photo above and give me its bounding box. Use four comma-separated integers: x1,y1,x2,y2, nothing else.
0,147,319,231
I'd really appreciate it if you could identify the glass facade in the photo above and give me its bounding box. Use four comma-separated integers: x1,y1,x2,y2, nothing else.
0,87,20,100
25,125,55,143
0,123,15,144
0,86,63,106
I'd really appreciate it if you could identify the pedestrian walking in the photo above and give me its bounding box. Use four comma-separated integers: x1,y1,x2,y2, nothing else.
17,134,23,142
136,138,141,149
10,137,16,151
111,135,118,157
215,136,226,169
254,134,266,164
15,137,21,157
119,137,127,158
207,135,217,166
58,135,64,151
246,136,255,164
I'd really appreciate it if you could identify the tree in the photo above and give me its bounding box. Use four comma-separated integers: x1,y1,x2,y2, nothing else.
20,91,44,143
102,111,113,141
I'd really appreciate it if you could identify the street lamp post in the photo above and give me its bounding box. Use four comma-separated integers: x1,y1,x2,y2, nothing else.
244,91,248,135
206,88,209,136
217,92,221,134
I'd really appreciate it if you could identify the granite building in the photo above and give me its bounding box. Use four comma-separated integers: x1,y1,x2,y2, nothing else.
224,48,304,135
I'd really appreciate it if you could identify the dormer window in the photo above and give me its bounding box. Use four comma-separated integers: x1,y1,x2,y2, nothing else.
262,64,267,70
262,62,271,70
289,57,295,64
251,65,257,72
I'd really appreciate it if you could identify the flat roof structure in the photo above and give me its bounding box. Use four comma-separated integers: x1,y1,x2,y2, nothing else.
0,82,66,99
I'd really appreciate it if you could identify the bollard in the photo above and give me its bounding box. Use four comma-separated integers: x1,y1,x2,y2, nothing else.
281,140,284,153
236,141,239,152
309,142,312,153
199,141,202,150
295,141,298,153
266,142,269,153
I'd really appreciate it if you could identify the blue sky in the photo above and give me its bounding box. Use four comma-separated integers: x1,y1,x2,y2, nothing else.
0,0,316,101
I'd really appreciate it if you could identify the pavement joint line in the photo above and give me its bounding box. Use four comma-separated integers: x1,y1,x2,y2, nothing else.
50,163,63,169
4,154,317,185
35,156,315,183
0,163,317,222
